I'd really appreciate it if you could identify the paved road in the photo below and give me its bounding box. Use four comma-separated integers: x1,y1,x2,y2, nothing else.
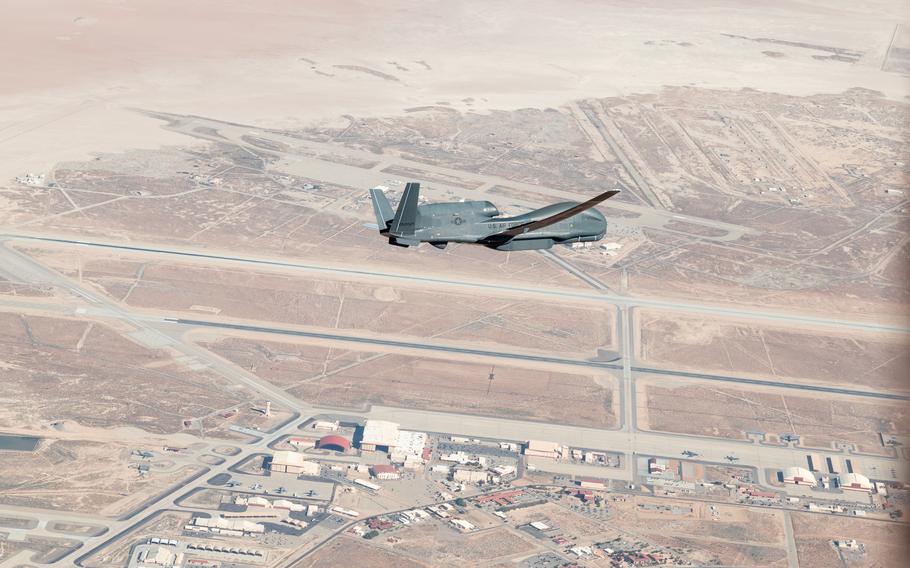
783,510,800,568
0,233,905,565
5,234,906,335
539,248,616,293
166,317,910,401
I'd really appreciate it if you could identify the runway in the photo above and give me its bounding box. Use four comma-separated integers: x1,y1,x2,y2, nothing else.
168,317,910,401
7,234,907,334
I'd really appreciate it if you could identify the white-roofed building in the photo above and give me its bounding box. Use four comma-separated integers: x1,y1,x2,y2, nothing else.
298,460,321,476
783,467,817,486
312,420,339,431
288,437,316,449
137,546,177,566
270,451,308,474
524,440,560,460
840,472,873,492
403,454,425,470
189,516,264,535
246,496,270,508
391,430,427,462
360,420,400,451
453,467,488,483
491,465,516,477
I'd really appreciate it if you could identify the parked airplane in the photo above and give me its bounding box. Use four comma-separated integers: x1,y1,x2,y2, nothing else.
369,182,618,251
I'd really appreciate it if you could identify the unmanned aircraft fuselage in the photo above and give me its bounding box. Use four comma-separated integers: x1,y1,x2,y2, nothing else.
370,182,617,251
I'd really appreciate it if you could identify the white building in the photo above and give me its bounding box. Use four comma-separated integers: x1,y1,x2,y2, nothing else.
270,451,307,474
840,472,873,492
354,478,381,491
490,465,516,477
137,546,179,566
524,440,560,459
312,420,339,431
783,467,817,486
360,420,400,451
371,464,401,480
403,454,425,470
270,451,319,476
440,451,470,464
453,468,488,483
188,517,264,535
450,518,476,532
391,430,427,462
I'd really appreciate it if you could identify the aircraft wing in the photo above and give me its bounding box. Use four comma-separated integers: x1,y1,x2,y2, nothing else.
493,189,620,238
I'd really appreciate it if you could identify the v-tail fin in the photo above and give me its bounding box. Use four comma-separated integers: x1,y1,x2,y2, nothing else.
369,187,395,232
389,182,420,236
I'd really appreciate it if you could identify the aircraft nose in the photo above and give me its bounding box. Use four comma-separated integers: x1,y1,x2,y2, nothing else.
589,208,607,231
585,208,607,240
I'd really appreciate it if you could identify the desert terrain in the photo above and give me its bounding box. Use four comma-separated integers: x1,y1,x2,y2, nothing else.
0,1,907,567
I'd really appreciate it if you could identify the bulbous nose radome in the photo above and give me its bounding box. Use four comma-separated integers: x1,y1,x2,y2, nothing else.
587,207,607,235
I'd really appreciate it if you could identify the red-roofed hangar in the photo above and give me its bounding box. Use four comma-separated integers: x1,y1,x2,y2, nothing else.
317,435,351,452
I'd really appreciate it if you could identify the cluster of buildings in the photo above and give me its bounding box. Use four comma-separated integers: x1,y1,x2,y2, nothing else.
130,537,266,567
186,516,264,536
782,467,875,493
351,508,433,538
360,420,429,468
430,450,517,486
234,495,320,517
524,440,619,468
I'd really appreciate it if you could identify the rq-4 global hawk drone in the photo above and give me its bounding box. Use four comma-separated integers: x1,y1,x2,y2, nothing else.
369,182,619,251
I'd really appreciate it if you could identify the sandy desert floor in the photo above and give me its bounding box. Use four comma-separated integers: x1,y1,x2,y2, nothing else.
1,0,908,181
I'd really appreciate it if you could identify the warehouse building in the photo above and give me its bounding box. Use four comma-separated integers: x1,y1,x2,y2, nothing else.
576,477,607,490
360,420,400,452
783,467,817,486
453,467,489,483
371,464,401,480
270,451,319,475
840,472,873,492
391,430,428,462
312,420,339,431
524,440,561,460
188,516,264,536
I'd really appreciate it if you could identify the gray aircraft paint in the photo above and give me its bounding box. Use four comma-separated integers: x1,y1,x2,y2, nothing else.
370,182,617,251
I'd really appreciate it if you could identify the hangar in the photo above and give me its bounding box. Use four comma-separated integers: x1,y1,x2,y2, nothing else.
783,467,817,486
317,435,351,452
